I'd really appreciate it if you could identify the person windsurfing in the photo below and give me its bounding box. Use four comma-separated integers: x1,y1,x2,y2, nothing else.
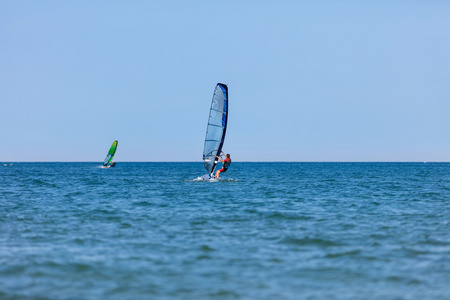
214,152,231,179
105,161,116,168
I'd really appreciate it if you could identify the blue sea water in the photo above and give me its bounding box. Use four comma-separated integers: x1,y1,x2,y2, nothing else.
1,162,449,300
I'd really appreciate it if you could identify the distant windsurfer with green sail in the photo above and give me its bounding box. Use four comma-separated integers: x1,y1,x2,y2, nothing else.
103,141,118,168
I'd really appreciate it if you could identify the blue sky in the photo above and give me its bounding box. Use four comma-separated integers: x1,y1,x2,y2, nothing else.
1,0,450,162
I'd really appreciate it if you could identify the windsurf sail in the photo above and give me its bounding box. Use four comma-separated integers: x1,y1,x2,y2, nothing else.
103,140,118,166
203,83,228,177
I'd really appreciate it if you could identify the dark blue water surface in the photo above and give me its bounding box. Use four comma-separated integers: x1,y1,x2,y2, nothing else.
1,162,449,299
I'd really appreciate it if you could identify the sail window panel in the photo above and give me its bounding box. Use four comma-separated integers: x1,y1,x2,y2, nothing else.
203,140,221,158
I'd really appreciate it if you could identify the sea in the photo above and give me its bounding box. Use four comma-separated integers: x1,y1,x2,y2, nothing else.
1,162,449,300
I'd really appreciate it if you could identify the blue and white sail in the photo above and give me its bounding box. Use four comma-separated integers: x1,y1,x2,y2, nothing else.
203,83,228,177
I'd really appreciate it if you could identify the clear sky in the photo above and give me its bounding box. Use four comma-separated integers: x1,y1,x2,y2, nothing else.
1,0,450,162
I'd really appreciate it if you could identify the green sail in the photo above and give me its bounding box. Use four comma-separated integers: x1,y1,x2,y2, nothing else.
103,141,118,166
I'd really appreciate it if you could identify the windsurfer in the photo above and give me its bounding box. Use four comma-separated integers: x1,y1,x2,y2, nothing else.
105,161,116,168
214,152,231,178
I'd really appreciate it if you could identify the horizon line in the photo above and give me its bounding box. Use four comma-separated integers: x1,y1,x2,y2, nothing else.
1,161,445,163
